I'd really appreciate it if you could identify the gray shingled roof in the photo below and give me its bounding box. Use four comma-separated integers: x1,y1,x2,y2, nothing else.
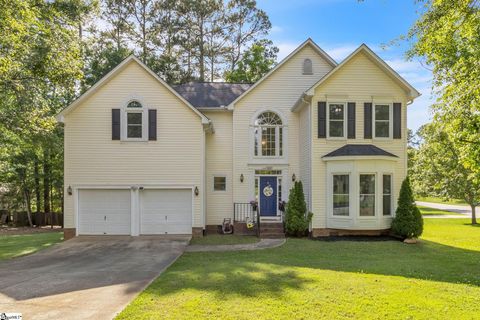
323,144,398,158
172,82,252,108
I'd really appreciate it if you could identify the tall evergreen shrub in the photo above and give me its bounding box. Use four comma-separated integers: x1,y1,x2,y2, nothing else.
285,181,312,236
391,177,424,239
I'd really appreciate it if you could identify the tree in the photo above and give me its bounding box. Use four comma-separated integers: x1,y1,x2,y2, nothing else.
410,123,480,224
405,0,480,182
391,177,424,239
284,181,312,237
224,39,277,83
225,0,271,71
0,0,96,222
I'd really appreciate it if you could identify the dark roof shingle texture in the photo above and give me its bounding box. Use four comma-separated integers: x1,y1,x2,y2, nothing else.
323,144,398,158
172,82,252,108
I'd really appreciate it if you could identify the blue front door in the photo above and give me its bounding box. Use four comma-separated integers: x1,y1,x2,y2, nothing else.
259,176,277,216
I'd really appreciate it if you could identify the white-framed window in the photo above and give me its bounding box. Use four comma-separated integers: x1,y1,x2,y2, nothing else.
213,176,226,192
374,104,392,138
359,174,376,216
123,100,147,141
327,103,346,138
333,174,349,216
254,111,283,157
382,174,392,216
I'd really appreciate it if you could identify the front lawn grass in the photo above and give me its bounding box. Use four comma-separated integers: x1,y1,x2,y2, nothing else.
117,219,480,319
417,196,467,206
0,232,63,261
190,234,259,245
418,205,463,216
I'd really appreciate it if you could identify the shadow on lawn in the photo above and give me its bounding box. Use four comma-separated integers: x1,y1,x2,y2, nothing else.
147,238,480,298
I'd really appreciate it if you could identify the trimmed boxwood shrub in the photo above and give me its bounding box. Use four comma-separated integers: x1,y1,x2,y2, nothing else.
391,177,424,239
285,181,313,237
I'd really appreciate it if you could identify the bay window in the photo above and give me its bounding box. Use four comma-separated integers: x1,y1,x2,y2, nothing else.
359,174,375,216
333,174,349,216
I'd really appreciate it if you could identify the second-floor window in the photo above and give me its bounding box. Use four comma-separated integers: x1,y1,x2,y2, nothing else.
124,100,146,140
374,104,391,138
254,111,283,157
328,103,346,138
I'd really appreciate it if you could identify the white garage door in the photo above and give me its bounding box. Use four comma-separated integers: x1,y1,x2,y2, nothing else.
140,189,192,235
78,189,131,235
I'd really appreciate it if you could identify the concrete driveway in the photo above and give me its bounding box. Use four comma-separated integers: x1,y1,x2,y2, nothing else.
0,236,188,320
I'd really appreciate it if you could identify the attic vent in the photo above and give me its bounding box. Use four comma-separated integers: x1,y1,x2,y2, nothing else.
303,58,313,75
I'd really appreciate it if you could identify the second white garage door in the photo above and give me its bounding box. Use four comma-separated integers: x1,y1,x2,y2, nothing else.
140,189,192,235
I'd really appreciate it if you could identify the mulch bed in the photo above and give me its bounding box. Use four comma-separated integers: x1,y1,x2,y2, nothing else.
0,225,63,235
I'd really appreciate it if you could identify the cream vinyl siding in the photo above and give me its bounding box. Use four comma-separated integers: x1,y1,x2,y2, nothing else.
204,111,233,225
63,61,204,229
299,103,311,210
311,51,409,229
233,44,334,204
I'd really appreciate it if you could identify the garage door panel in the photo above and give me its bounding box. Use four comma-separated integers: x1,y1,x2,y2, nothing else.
78,189,131,235
140,189,192,235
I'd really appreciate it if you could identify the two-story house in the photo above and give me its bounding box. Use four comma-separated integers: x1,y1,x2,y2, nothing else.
58,38,420,239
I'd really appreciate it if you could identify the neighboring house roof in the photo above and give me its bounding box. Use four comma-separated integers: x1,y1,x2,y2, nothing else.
323,144,398,158
305,44,421,99
227,38,338,108
56,56,210,125
172,82,252,109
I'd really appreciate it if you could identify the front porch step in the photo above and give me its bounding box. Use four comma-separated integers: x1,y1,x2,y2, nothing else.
259,222,285,239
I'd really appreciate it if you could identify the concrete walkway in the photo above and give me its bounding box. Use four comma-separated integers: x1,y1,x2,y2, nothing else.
0,236,188,320
186,238,286,252
417,201,476,218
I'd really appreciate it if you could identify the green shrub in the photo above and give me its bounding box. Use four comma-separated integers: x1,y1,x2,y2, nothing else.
285,181,313,236
391,177,424,239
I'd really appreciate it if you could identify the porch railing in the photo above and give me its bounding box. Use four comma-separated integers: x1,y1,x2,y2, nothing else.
233,203,260,237
233,203,256,222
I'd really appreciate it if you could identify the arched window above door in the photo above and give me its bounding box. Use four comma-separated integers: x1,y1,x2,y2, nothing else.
253,111,284,157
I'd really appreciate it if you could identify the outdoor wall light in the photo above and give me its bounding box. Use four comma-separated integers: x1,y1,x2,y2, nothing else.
292,173,296,182
67,186,73,195
240,174,244,183
194,186,199,196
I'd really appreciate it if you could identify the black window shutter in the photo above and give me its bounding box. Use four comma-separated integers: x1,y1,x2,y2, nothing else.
318,101,326,138
364,102,372,139
393,102,401,139
347,102,356,139
112,109,120,140
148,109,157,141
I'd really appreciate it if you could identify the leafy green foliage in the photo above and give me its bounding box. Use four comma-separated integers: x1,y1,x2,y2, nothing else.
224,39,278,83
410,123,480,224
391,177,423,239
406,0,480,185
284,181,312,237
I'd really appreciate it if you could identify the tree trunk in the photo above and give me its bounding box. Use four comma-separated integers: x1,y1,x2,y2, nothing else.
24,188,33,227
34,157,41,213
471,204,477,224
43,149,51,215
199,19,205,81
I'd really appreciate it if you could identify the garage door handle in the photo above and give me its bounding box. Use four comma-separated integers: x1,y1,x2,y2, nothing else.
104,216,106,221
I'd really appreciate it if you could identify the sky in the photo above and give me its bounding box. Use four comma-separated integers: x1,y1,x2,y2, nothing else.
256,0,433,132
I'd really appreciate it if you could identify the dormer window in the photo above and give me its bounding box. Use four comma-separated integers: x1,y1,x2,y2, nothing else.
303,58,313,75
